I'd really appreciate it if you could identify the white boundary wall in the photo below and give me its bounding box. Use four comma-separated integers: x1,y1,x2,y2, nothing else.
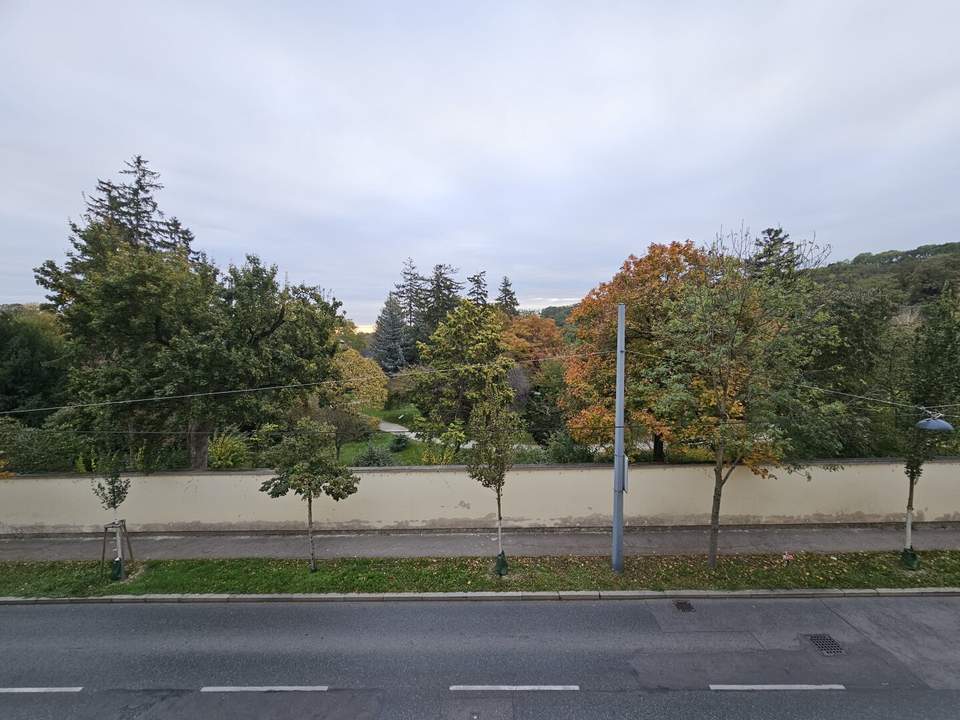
1,460,958,534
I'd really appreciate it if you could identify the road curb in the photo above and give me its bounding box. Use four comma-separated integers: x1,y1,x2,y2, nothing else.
2,588,960,605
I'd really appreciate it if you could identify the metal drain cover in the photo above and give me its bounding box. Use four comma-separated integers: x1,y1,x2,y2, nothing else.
807,633,844,656
674,600,694,613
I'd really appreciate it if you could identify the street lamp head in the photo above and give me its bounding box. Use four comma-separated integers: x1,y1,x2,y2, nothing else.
916,416,955,433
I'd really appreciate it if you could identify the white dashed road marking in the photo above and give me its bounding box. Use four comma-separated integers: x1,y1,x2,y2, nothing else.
709,684,846,691
200,686,329,692
0,688,84,693
449,685,580,691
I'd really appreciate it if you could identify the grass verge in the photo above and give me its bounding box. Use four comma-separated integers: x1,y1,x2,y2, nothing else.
3,551,960,598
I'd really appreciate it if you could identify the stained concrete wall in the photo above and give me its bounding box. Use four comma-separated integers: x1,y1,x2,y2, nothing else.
1,460,958,534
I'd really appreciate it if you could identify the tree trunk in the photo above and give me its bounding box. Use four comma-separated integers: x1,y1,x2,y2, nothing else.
708,459,724,569
653,433,665,462
496,488,503,555
127,419,136,469
307,495,317,572
905,476,916,551
187,421,210,470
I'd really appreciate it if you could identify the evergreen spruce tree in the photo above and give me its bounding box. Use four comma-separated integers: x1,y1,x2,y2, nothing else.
395,258,426,327
85,155,194,251
419,264,463,339
467,271,488,305
393,258,427,363
370,293,410,373
495,276,519,316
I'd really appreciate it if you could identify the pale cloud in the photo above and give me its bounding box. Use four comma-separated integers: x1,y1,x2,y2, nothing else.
2,1,959,323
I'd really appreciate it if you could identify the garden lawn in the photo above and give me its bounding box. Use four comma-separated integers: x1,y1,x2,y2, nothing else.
365,404,421,426
3,551,960,598
340,431,423,466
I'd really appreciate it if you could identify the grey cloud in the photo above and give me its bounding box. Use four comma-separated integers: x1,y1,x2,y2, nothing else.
2,1,958,322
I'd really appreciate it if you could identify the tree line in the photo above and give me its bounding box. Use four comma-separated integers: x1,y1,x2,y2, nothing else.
3,157,960,567
369,260,520,372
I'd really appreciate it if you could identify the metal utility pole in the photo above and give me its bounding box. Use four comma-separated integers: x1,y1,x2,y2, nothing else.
612,303,626,573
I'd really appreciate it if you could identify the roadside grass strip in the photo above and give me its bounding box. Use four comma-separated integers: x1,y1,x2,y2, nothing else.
4,551,960,598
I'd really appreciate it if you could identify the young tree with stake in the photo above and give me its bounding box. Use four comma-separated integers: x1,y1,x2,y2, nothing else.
91,455,132,578
260,419,359,571
466,392,521,574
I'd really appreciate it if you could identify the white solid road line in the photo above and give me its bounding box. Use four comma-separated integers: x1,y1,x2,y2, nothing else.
709,684,846,691
200,686,329,692
449,685,580,691
0,688,84,693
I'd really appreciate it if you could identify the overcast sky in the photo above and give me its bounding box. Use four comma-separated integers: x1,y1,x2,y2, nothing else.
2,2,959,326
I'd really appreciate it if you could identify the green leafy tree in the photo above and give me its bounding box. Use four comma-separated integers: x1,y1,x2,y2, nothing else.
495,276,519,316
91,457,131,518
0,306,68,425
521,361,568,444
902,288,960,554
314,406,376,460
417,419,466,465
414,300,512,453
466,394,522,564
260,419,359,571
35,159,341,469
645,233,835,567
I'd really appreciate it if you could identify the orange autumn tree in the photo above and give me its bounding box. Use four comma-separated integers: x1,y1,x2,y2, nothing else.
502,313,569,443
564,242,707,457
502,313,565,365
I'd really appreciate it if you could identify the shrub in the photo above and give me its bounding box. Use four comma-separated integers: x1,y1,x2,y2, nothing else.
353,443,394,467
546,430,595,464
0,417,88,473
513,445,549,464
208,429,251,469
389,434,410,452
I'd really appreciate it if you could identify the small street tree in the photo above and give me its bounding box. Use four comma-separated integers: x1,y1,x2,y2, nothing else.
645,232,834,567
260,419,359,571
91,454,133,577
466,393,522,574
901,287,960,563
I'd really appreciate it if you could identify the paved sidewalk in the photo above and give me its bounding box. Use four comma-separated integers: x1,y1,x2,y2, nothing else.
3,525,960,561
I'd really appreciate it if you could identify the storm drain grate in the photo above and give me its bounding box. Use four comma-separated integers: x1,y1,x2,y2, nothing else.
674,600,695,613
807,634,844,656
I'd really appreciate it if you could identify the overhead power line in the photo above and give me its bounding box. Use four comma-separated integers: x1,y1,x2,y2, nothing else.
795,384,922,411
0,350,615,417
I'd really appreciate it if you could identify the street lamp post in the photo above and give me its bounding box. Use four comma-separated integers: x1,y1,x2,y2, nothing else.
903,413,954,569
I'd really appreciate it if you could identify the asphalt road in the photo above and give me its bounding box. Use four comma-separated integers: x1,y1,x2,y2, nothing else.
5,524,960,560
2,597,960,719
